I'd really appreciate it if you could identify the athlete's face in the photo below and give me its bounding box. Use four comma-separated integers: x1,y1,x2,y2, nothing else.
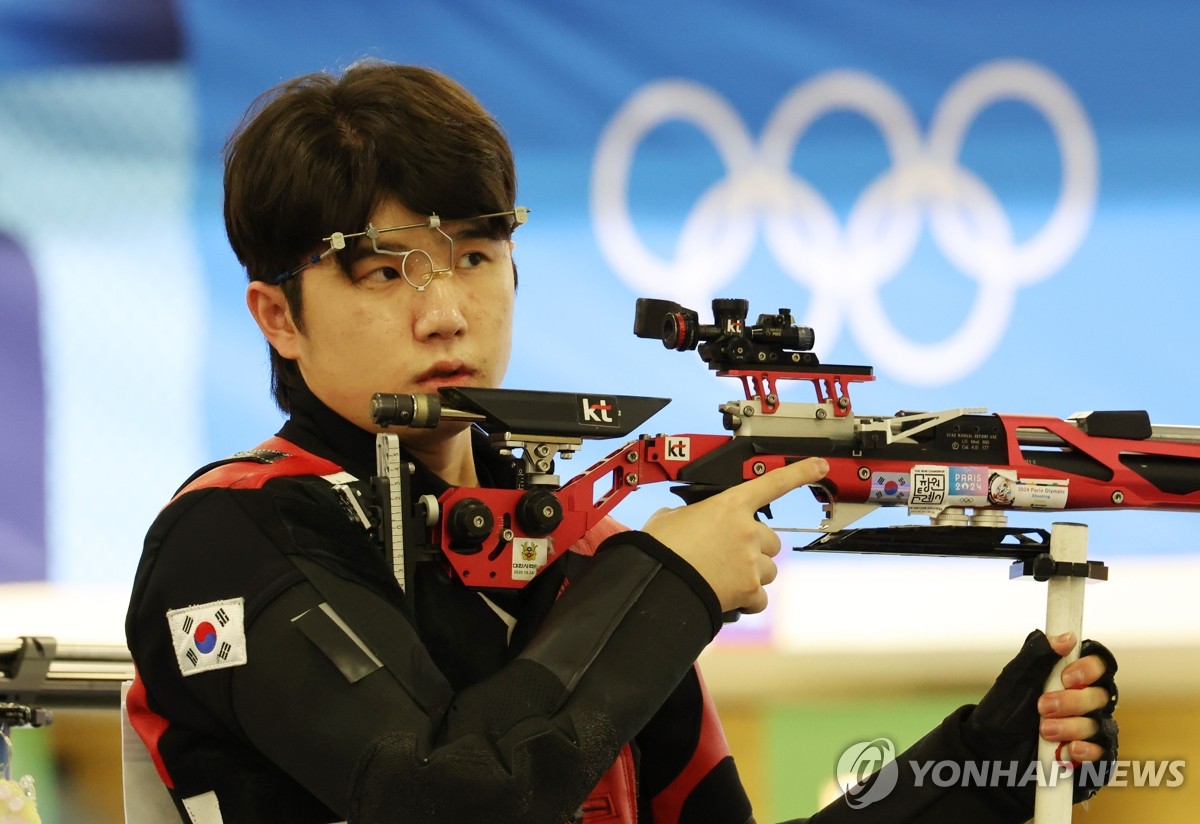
254,198,516,432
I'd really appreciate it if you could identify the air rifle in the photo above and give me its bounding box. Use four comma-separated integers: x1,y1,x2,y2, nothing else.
365,297,1200,591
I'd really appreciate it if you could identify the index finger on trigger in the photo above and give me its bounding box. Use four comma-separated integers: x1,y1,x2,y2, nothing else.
729,457,829,511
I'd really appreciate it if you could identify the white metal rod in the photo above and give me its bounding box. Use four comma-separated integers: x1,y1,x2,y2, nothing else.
1033,522,1088,824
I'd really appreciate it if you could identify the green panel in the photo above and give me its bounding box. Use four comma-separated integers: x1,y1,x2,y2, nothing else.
7,726,60,824
764,692,978,821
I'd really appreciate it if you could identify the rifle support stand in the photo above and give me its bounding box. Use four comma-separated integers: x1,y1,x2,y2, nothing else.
1032,522,1089,824
804,523,1106,821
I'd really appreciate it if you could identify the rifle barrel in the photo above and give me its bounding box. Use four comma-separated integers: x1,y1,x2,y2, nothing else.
1016,423,1200,446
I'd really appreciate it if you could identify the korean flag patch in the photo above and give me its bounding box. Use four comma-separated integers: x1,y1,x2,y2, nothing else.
167,598,248,677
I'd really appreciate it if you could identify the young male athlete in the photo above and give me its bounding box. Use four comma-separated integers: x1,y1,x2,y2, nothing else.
126,61,1118,823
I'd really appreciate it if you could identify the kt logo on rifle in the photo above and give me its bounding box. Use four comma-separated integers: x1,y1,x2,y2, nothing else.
579,396,618,426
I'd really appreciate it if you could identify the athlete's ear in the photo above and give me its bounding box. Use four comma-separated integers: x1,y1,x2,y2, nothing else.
246,281,302,359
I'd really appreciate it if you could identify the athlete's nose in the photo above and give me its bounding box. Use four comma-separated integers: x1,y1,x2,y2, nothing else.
412,277,468,340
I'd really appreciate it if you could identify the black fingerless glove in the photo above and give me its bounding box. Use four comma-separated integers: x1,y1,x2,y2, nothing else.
798,632,1120,824
1076,638,1119,801
963,630,1119,806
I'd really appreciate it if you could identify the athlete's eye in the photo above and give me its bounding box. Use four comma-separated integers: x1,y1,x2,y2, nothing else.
457,251,488,270
356,266,403,286
453,237,510,272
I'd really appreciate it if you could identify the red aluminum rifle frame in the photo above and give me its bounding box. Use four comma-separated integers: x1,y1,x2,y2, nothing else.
405,365,1200,589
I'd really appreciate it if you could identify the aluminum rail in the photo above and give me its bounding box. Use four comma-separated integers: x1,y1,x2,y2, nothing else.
0,637,133,710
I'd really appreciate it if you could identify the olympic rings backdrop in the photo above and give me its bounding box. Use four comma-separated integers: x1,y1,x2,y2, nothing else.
2,1,1199,647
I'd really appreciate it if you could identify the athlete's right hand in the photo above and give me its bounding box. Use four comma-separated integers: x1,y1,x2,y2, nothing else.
642,457,829,614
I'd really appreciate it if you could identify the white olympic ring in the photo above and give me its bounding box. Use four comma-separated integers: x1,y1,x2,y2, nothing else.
590,60,1098,385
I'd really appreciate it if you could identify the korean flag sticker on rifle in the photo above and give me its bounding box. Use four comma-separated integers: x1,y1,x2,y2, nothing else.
167,598,248,677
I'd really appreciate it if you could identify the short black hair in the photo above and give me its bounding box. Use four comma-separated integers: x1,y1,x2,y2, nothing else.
223,61,518,412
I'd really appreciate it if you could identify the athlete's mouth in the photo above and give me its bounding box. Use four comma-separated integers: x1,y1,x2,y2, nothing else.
416,362,475,387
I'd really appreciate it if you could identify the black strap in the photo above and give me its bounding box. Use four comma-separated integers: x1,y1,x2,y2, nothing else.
287,554,453,719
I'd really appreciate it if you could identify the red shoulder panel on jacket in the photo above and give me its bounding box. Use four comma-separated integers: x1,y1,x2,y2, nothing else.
175,436,343,499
